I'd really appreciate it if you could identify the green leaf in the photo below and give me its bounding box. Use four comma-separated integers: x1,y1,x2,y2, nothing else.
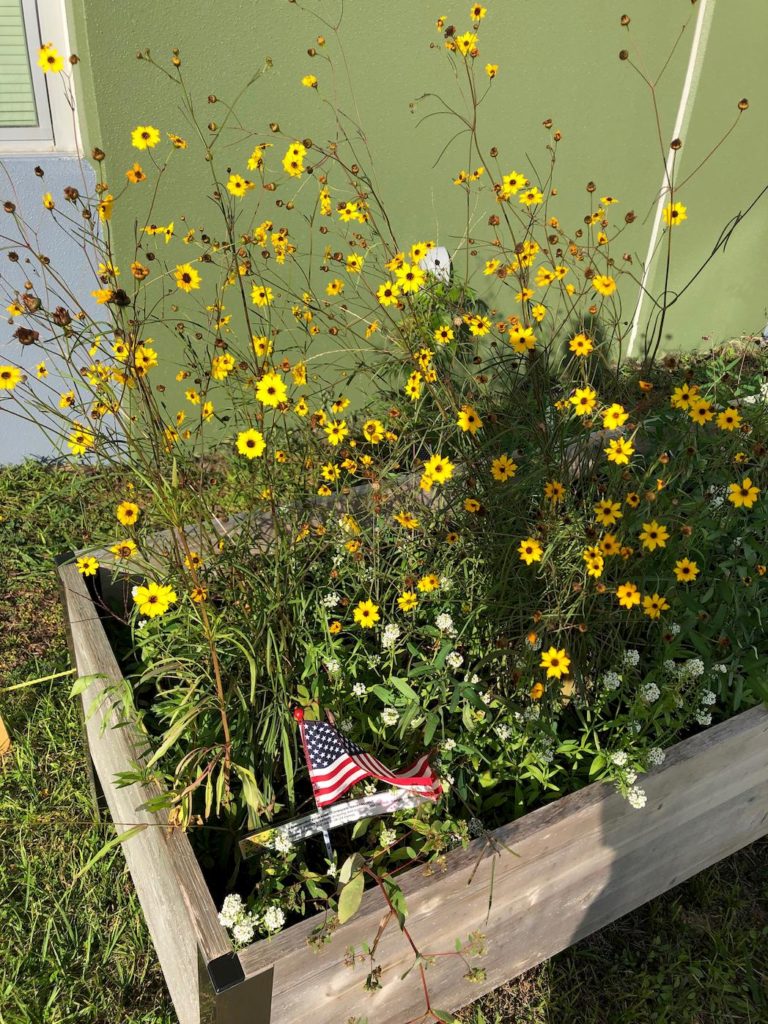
338,870,365,924
339,852,365,884
589,753,606,776
73,824,148,881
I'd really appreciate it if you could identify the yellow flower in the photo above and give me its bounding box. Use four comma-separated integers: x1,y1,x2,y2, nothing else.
251,284,274,307
394,511,419,530
42,192,55,210
616,582,641,609
36,362,47,379
423,453,455,485
454,32,478,56
0,366,22,390
728,478,760,509
294,397,309,416
326,278,344,296
643,593,669,619
362,419,385,444
484,63,498,78
673,558,699,583
594,499,622,526
544,480,565,504
324,420,349,446
717,408,742,432
470,3,487,20
110,540,138,561
518,538,543,565
191,586,208,603
583,546,604,578
600,533,621,557
670,383,699,409
592,275,617,297
346,253,364,273
353,599,380,629
602,404,628,430
236,429,266,459
202,401,214,422
398,591,418,612
131,125,161,150
395,263,426,294
168,133,187,149
466,314,491,337
508,325,537,353
434,325,454,344
605,437,635,465
417,574,440,593
255,372,287,407
569,333,593,357
662,201,687,227
639,520,669,551
570,387,597,416
301,74,318,88
76,555,99,577
529,682,544,700
688,399,714,425
464,498,481,513
540,647,570,680
125,163,146,184
38,44,64,73
491,454,518,482
97,194,114,222
68,427,95,456
519,187,544,206
133,581,177,618
282,141,306,177
457,404,483,434
226,174,254,197
175,264,201,292
116,501,140,526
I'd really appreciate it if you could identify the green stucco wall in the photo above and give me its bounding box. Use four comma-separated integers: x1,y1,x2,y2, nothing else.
64,0,768,355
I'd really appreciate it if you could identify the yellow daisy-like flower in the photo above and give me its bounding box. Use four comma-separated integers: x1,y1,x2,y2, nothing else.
673,558,699,583
605,437,635,465
570,387,597,416
395,263,426,294
251,284,274,307
639,520,669,551
518,537,543,565
362,419,385,444
594,499,622,526
456,405,483,434
131,125,161,150
491,454,518,482
353,599,380,629
417,574,440,593
519,187,544,206
569,333,593,357
544,480,565,505
662,201,687,227
68,427,95,456
434,325,454,344
602,403,628,430
226,174,254,197
423,453,454,485
175,264,201,292
688,398,714,425
398,591,418,612
301,74,318,88
0,365,22,390
592,274,617,297
76,555,99,577
728,478,760,509
38,44,64,73
110,540,138,561
255,372,287,407
643,593,669,619
616,582,641,610
394,511,419,530
236,428,266,459
376,280,401,306
485,63,498,78
116,500,140,526
508,325,537,353
326,278,344,296
540,647,570,680
454,31,478,56
716,408,742,432
670,383,699,409
133,581,177,618
324,420,349,446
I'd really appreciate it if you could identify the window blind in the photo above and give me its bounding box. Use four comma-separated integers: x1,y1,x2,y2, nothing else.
0,0,38,127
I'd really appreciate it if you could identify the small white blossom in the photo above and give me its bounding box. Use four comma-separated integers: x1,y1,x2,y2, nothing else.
683,658,705,679
352,681,367,698
600,670,622,692
467,673,481,686
442,737,457,751
700,689,716,706
495,723,511,741
381,707,399,727
663,659,677,675
322,592,340,609
629,720,642,734
435,612,456,636
446,650,464,671
261,905,285,934
439,575,453,590
714,663,728,674
441,772,455,786
695,710,712,726
669,622,681,636
623,648,640,668
627,786,647,809
609,750,628,766
271,832,294,855
647,746,665,767
218,893,244,929
232,919,256,946
381,623,401,651
625,769,638,785
324,658,341,675
480,691,493,705
379,825,397,847
639,682,660,704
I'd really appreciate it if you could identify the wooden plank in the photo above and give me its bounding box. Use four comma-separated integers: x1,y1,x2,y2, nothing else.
57,563,233,1024
0,713,10,758
238,704,768,1023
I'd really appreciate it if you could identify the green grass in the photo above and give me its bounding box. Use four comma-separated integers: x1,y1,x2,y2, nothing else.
1,461,767,1023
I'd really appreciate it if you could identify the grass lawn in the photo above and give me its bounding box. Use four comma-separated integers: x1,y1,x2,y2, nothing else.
1,460,766,1024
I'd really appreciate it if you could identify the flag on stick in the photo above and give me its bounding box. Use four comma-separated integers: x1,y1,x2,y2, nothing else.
293,708,442,808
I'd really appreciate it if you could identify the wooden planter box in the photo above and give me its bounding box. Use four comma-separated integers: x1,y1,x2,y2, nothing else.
57,558,768,1024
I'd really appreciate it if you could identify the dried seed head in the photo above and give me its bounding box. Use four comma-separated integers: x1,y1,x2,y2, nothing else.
619,49,629,60
738,97,749,110
670,137,682,150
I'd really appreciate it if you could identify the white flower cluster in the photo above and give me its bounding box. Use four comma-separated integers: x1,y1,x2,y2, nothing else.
435,612,457,637
442,737,457,752
321,592,340,609
446,650,464,671
352,681,367,698
669,622,681,636
700,689,716,705
627,786,647,810
379,825,397,847
324,657,341,675
218,893,259,946
600,670,622,692
639,682,660,704
262,905,286,934
270,831,294,855
381,706,399,727
623,649,640,668
381,623,401,651
646,746,665,767
609,750,628,766
682,658,705,679
495,723,512,742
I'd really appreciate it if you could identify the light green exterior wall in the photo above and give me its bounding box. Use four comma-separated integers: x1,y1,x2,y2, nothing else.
64,0,768,354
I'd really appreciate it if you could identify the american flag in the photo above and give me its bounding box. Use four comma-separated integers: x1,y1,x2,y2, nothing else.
294,709,442,808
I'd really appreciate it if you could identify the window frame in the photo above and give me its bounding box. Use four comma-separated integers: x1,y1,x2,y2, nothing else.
0,0,79,154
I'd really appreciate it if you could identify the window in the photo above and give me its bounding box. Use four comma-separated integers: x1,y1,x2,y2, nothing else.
0,0,78,153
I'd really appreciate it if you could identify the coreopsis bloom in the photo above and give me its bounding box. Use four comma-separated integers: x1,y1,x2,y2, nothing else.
301,74,318,88
500,170,526,197
68,426,95,455
362,419,385,443
454,32,478,56
457,405,483,434
466,314,491,337
76,556,99,576
485,63,498,78
398,591,418,612
294,397,309,416
518,538,543,565
377,281,400,306
110,540,138,560
423,453,455,486
125,163,146,184
395,263,426,294
616,582,641,609
417,574,440,592
0,366,22,390
131,125,160,150
175,264,201,292
594,499,622,526
662,201,687,227
484,259,501,276
464,498,481,513
326,278,344,297
540,647,570,680
324,420,348,446
670,383,699,409
605,437,635,465
42,192,55,210
717,408,742,431
592,275,617,296
38,44,64,73
643,593,669,619
133,581,177,618
491,454,517,482
353,600,380,629
508,325,537,353
36,362,47,379
728,478,760,509
583,546,604,578
346,253,364,273
236,429,266,459
602,403,628,430
673,558,699,583
569,333,593,357
131,261,149,279
116,501,140,526
256,372,287,407
251,284,274,306
394,511,419,529
570,387,597,416
688,398,714,425
544,480,565,504
434,325,454,344
97,194,114,222
639,520,669,551
191,586,208,603
226,174,254,197
600,533,621,557
519,187,544,206
282,141,307,177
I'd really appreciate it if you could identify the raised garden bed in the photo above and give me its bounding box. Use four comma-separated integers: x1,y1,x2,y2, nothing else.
57,556,768,1024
